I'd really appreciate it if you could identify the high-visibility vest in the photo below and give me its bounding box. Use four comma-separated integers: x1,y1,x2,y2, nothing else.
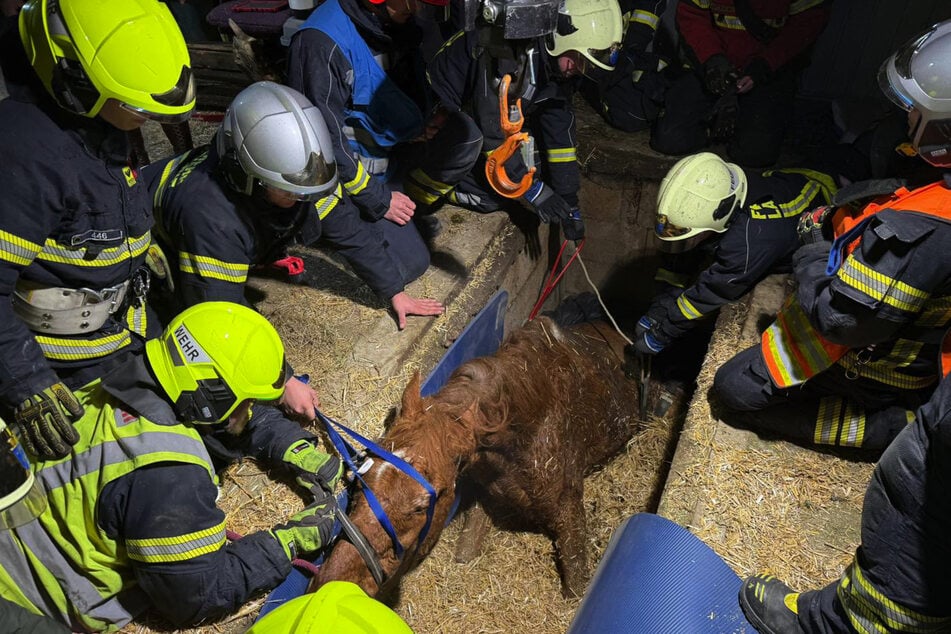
762,181,951,388
0,382,217,633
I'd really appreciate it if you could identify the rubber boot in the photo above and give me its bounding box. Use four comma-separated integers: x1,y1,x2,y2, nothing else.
740,574,806,634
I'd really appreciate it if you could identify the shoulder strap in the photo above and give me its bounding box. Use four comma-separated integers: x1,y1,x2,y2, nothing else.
731,0,778,43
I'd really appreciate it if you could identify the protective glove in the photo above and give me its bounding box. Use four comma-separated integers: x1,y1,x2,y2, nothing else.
741,57,772,87
635,315,657,339
14,382,84,460
270,493,336,560
633,329,666,356
702,54,737,96
520,181,573,223
561,208,585,242
282,439,343,495
797,205,836,245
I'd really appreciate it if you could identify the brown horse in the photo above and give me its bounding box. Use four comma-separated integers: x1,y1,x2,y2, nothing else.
313,316,640,599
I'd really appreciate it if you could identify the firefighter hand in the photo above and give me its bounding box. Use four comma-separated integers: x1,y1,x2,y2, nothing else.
633,329,666,356
520,181,572,223
635,315,658,339
797,205,835,245
391,291,445,331
561,208,585,242
384,191,416,225
283,438,343,495
737,58,771,94
702,54,737,96
280,376,320,421
270,493,336,560
14,382,84,460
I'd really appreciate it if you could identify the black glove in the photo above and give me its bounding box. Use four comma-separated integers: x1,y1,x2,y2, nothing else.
14,382,84,460
521,181,573,223
702,54,737,96
270,492,336,560
561,208,585,242
741,57,772,87
797,205,836,245
282,439,343,495
632,315,668,355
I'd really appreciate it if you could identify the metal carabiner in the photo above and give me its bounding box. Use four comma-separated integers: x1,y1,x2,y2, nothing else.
484,74,536,199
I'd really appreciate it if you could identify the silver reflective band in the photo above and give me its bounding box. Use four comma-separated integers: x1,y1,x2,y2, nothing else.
13,281,130,335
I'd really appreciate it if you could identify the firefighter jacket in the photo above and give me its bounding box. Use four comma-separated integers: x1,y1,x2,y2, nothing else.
0,41,151,408
621,0,667,52
428,30,581,207
762,178,951,391
0,353,311,631
649,168,836,346
676,0,831,73
144,144,411,304
286,0,428,220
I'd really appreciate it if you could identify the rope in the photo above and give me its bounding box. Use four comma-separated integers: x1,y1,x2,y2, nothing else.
576,252,634,346
528,238,585,321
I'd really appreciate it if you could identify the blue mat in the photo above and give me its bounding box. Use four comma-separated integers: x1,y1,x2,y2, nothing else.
256,290,509,621
567,513,753,633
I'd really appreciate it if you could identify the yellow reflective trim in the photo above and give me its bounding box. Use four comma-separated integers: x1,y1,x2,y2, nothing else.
676,294,703,320
0,229,43,266
689,0,710,7
408,168,453,196
770,168,838,204
630,9,659,28
122,167,137,187
546,148,576,163
838,401,865,447
914,296,951,327
838,561,951,633
37,232,151,267
314,184,342,220
344,162,370,195
179,252,249,283
126,522,226,563
35,330,132,361
789,0,827,15
837,257,928,313
815,396,842,445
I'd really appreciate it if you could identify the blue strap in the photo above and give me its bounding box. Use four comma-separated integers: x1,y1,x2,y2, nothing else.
826,216,873,276
315,409,437,558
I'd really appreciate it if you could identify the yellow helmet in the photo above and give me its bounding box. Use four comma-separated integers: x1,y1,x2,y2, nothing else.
18,0,195,121
655,152,748,241
546,0,624,71
145,302,287,424
246,581,414,634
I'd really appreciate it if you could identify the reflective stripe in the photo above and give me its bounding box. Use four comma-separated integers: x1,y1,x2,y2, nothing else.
837,257,929,314
37,232,151,267
714,13,786,30
689,0,710,8
815,397,865,447
546,148,576,163
178,251,249,283
0,229,43,266
762,296,848,388
315,184,342,220
836,340,936,390
0,530,60,622
771,168,838,205
35,330,131,361
344,162,371,195
127,522,226,563
126,304,147,338
630,9,659,29
751,180,824,220
838,561,951,633
914,296,951,327
789,0,828,15
404,168,454,206
676,294,703,320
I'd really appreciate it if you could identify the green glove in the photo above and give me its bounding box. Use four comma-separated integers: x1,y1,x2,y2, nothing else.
14,382,84,460
282,439,343,495
270,494,335,560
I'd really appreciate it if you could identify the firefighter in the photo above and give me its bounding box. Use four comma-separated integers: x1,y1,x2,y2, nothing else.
285,0,483,240
713,19,951,455
0,0,195,461
427,0,623,242
633,152,836,356
574,0,669,133
146,81,444,341
0,302,342,632
650,0,831,168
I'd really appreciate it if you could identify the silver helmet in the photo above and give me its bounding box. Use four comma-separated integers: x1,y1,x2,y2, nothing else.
217,81,337,200
878,20,951,167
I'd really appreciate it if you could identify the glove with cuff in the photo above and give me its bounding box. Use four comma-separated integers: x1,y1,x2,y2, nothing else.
561,208,585,242
632,315,667,356
702,54,737,95
270,492,336,560
797,205,836,245
520,181,573,223
14,382,84,460
282,438,343,496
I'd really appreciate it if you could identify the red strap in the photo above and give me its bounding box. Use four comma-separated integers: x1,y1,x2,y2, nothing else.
271,256,306,276
528,239,585,321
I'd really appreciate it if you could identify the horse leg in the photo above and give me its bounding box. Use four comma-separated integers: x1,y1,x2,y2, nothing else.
549,485,588,599
454,502,493,563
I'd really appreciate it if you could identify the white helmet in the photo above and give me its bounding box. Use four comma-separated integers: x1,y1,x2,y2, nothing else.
878,20,951,167
217,81,337,201
546,0,623,72
655,152,748,241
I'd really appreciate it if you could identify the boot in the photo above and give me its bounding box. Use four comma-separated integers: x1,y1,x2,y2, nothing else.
739,574,806,634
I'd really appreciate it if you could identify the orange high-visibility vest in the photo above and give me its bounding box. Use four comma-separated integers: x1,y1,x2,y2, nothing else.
762,182,951,388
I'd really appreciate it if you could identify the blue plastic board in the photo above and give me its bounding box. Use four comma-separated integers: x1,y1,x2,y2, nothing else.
420,289,508,397
567,513,754,634
256,291,508,621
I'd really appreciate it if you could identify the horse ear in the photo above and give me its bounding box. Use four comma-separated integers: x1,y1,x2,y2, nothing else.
401,371,424,418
